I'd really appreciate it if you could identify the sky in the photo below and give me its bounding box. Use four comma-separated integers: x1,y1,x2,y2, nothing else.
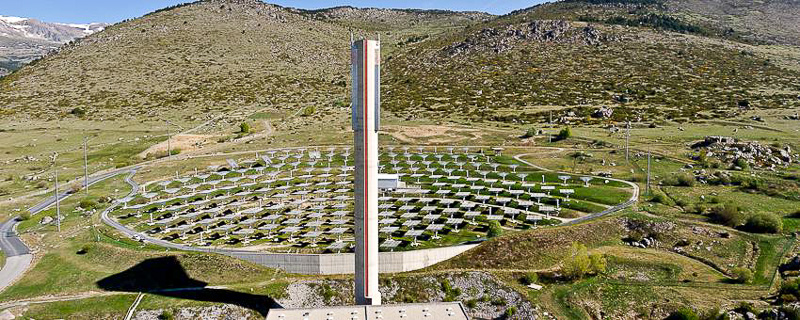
1,0,546,24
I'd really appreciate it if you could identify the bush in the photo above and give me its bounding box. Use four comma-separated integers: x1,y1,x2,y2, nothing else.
79,199,98,210
522,127,536,138
19,212,31,221
465,299,477,308
779,306,800,320
781,278,800,302
731,267,753,284
589,253,607,274
742,212,783,234
651,193,669,204
562,242,591,279
666,308,699,320
301,106,316,117
505,306,517,317
677,174,696,187
76,244,90,255
556,127,572,141
70,107,87,117
701,308,728,320
521,272,538,285
158,310,174,320
734,157,750,170
239,122,251,134
487,220,503,238
708,203,744,227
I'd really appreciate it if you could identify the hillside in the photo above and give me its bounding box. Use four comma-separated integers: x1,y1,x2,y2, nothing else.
508,0,800,46
382,1,800,124
2,0,799,125
0,0,486,124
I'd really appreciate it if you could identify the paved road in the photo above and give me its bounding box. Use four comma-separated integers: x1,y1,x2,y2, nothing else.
513,153,640,226
0,167,137,293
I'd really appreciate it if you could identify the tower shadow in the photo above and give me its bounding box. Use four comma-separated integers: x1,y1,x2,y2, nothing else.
96,256,281,316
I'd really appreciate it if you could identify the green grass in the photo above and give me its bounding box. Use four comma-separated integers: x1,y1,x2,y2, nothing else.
752,236,792,286
21,294,136,319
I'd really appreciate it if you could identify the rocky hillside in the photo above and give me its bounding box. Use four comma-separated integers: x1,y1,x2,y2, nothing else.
509,0,800,46
0,0,485,122
382,0,800,123
1,0,798,126
0,16,106,76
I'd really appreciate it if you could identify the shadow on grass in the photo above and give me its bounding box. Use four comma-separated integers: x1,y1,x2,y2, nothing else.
96,256,280,316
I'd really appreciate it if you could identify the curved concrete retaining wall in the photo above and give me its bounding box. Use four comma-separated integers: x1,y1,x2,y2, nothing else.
225,244,478,275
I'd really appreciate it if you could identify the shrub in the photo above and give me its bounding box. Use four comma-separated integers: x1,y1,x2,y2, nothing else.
320,284,336,303
158,310,174,320
556,127,572,141
465,299,477,308
708,203,744,227
589,253,607,274
779,306,800,320
239,122,251,134
731,267,753,284
701,308,728,320
19,212,31,221
782,278,800,302
651,193,668,204
79,199,98,210
666,308,699,320
301,106,316,117
505,306,517,317
70,107,87,117
562,242,591,279
521,272,538,285
677,174,695,187
734,157,750,170
742,212,783,234
76,244,90,255
487,220,503,238
522,127,536,138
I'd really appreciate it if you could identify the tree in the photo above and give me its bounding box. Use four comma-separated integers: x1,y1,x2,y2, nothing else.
562,242,591,279
487,221,503,238
239,122,251,134
556,127,572,141
743,212,783,234
731,267,753,284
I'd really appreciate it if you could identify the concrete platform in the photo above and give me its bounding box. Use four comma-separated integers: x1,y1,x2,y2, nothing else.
265,302,470,320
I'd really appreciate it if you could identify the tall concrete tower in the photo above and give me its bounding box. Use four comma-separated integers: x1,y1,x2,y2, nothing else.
351,38,381,306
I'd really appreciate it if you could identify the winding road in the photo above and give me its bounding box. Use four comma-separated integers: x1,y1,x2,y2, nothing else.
0,167,137,292
512,152,640,226
0,146,641,291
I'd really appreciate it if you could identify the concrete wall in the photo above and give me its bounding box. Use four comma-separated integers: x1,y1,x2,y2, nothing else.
224,244,478,275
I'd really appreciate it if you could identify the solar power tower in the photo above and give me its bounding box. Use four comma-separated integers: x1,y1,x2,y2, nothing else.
351,38,381,306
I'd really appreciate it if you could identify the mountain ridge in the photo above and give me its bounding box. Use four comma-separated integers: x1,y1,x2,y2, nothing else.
0,15,107,76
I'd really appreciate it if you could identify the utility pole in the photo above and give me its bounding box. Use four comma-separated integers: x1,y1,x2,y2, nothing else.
625,120,631,162
167,126,172,158
646,149,652,196
83,136,89,197
53,153,61,232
